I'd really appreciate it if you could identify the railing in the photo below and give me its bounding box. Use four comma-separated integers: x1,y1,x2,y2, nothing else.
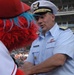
56,10,74,16
59,24,74,27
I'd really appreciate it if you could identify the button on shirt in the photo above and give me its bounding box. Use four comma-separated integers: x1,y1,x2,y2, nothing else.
26,23,74,75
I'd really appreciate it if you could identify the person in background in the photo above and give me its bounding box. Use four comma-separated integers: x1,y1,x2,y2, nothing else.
0,0,38,75
23,0,74,75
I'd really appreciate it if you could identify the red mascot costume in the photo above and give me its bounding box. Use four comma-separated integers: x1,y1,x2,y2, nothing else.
0,0,38,75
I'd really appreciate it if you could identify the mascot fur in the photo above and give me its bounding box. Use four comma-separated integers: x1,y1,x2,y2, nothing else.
0,0,38,75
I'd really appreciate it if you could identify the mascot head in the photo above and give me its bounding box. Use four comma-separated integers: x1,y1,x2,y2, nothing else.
0,0,38,51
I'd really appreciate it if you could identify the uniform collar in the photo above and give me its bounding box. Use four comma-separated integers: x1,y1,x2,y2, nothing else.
49,23,60,40
39,23,60,40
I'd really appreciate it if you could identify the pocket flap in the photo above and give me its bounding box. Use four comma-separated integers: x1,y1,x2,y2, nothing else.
46,42,55,48
32,46,40,52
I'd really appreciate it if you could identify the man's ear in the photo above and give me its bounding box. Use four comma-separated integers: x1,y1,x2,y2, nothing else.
52,14,55,21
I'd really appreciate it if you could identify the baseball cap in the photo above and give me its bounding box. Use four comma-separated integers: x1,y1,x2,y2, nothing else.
31,0,58,15
0,0,30,18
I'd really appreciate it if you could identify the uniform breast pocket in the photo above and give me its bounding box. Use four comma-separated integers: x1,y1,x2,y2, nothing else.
46,42,55,49
45,42,55,57
32,49,40,65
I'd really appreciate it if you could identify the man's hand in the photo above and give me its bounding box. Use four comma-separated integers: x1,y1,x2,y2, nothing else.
19,61,34,75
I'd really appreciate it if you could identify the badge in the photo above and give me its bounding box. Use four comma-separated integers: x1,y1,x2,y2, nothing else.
33,2,39,10
34,56,37,60
33,45,39,47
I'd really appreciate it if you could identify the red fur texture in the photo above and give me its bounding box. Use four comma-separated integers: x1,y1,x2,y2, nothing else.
0,17,38,51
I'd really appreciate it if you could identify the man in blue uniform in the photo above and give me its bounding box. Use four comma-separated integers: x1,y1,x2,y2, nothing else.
23,0,74,75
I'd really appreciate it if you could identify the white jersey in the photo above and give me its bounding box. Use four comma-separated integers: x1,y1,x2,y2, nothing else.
0,41,17,75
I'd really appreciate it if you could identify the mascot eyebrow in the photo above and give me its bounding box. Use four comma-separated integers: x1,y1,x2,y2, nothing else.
0,0,38,75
